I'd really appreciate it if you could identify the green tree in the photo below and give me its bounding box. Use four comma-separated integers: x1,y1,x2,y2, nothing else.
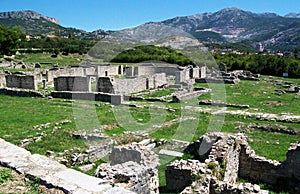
0,25,20,55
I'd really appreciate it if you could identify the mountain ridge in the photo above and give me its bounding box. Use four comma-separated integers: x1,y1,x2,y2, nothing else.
0,8,299,51
0,10,60,25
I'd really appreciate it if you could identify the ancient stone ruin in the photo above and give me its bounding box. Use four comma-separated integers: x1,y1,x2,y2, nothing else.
95,142,160,194
165,132,300,193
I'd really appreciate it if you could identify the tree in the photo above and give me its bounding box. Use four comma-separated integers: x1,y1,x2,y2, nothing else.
0,25,20,55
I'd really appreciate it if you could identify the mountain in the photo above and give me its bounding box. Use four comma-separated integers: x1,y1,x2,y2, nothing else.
0,9,299,51
0,10,60,25
113,7,300,51
285,13,300,18
0,10,107,39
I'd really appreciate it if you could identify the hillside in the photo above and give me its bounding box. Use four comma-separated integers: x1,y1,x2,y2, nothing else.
0,10,107,39
114,8,300,51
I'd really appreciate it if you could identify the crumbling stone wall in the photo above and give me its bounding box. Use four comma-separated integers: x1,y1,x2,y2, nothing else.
239,142,300,192
5,74,37,90
54,76,90,91
178,132,300,193
95,143,159,194
166,160,209,192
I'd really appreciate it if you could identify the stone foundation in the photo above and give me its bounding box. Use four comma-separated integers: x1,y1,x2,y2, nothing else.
166,132,300,193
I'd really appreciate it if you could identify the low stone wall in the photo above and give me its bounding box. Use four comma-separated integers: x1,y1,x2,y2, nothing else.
51,91,123,105
195,78,240,84
172,89,212,102
199,100,250,109
0,88,44,97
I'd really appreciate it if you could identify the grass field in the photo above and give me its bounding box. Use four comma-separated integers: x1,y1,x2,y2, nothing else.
195,79,300,115
0,76,299,192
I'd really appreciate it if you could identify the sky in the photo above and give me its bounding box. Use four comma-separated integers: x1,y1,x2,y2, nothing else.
1,0,300,32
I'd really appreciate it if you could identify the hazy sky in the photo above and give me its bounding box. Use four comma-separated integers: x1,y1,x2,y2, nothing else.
1,0,299,31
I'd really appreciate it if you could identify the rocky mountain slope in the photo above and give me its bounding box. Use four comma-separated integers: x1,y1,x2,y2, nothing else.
114,7,300,51
0,10,60,25
0,10,107,39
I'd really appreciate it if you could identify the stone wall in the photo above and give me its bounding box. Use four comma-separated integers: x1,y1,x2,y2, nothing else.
114,77,147,94
166,159,209,192
147,73,167,89
95,143,160,194
0,74,6,88
154,66,179,76
191,67,200,78
54,76,90,91
46,67,86,82
179,132,300,193
0,88,44,97
136,65,156,76
175,69,190,84
97,64,122,77
97,74,167,95
239,142,300,192
5,74,37,90
200,66,207,78
124,65,177,77
51,91,124,105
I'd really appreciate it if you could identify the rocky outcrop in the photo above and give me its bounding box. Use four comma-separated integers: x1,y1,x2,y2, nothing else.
0,10,60,25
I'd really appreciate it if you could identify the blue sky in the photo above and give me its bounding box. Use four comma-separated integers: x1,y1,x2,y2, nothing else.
1,0,300,32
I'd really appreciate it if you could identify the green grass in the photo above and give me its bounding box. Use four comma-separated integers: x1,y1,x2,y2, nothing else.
0,169,14,184
15,53,84,67
0,75,299,191
195,79,300,114
247,131,299,161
